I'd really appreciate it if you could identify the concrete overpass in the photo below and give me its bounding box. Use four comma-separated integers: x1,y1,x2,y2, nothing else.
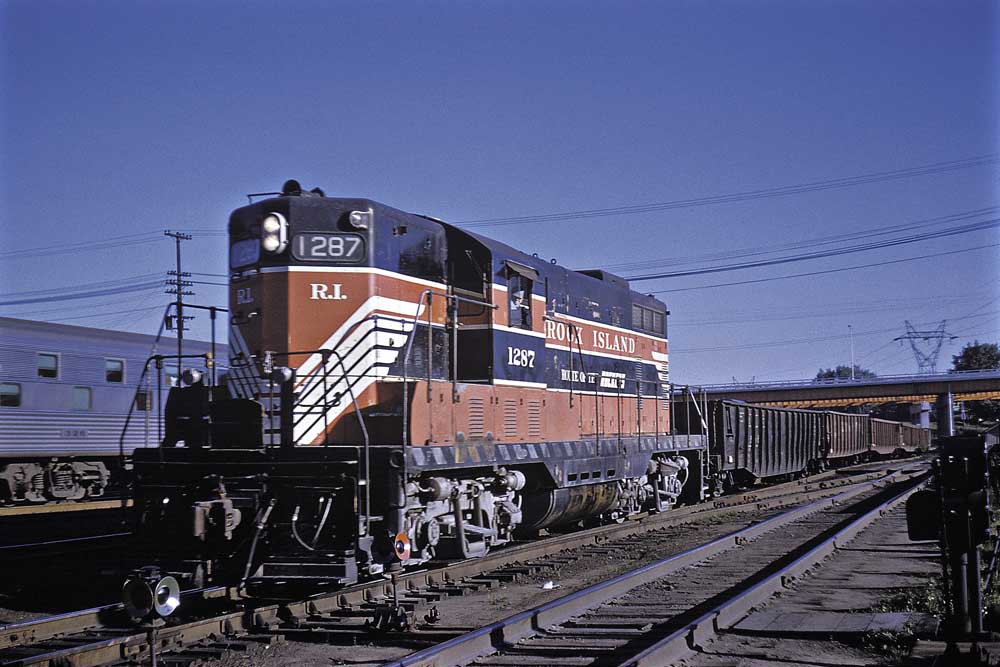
696,369,1000,434
698,370,1000,407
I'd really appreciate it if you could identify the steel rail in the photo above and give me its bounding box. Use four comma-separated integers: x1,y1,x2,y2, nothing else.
0,465,912,666
621,475,929,666
384,468,927,667
0,531,130,555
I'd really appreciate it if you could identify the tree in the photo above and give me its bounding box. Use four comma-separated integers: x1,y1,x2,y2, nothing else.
952,341,1000,371
815,365,877,381
951,341,1000,422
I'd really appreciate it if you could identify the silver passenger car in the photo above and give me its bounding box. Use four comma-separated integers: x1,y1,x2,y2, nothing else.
0,317,223,503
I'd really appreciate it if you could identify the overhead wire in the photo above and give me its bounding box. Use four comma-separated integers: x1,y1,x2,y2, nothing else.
455,154,998,227
603,206,997,272
0,273,162,299
670,293,990,328
46,303,167,323
0,281,163,306
649,242,1000,294
0,232,165,259
626,218,999,281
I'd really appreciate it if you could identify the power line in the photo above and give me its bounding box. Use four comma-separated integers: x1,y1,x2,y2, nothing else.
603,206,997,272
649,242,1000,294
0,291,161,318
672,323,900,354
0,273,162,299
627,218,999,281
46,303,166,323
669,298,992,328
455,154,998,227
0,232,164,260
0,281,162,306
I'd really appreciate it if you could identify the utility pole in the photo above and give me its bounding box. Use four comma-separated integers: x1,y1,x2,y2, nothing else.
164,231,194,371
849,324,855,380
894,320,957,374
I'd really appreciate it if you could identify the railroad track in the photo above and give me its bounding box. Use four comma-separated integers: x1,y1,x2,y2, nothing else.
0,501,132,565
391,467,929,667
0,461,924,667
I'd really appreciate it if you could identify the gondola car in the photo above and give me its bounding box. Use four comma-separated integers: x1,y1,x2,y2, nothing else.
674,400,931,491
899,421,931,455
824,411,870,462
131,181,707,590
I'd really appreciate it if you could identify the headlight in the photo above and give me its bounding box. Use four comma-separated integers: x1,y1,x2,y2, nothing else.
262,215,282,234
260,212,288,254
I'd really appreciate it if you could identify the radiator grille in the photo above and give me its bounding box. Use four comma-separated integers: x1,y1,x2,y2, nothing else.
467,397,485,438
503,400,518,439
527,400,542,439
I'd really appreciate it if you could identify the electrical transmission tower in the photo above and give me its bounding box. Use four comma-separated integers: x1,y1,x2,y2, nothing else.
894,320,957,374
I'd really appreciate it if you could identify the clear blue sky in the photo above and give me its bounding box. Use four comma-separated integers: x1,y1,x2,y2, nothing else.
2,0,997,385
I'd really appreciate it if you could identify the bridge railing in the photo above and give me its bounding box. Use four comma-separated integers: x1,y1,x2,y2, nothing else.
699,369,1000,393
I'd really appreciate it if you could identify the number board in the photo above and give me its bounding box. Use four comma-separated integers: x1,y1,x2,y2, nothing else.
292,233,366,263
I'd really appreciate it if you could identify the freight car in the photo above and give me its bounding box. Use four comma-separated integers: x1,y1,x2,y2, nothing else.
131,182,707,590
0,317,222,504
676,400,930,491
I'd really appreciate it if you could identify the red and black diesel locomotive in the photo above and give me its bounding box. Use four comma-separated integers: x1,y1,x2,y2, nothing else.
130,182,928,592
132,181,702,590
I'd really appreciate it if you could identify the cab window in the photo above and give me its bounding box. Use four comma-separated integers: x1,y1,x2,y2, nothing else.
508,274,532,330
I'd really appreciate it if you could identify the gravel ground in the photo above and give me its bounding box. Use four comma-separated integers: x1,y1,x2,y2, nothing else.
681,503,942,667
188,509,783,667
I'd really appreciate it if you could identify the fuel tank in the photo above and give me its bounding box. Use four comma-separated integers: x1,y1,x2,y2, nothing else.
518,482,621,532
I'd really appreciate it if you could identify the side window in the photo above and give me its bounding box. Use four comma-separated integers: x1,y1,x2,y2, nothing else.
105,359,125,383
508,274,533,330
37,353,59,379
0,382,21,407
72,386,92,411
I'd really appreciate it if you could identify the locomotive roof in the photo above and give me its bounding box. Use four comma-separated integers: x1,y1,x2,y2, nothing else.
0,316,218,348
244,190,666,312
435,221,666,312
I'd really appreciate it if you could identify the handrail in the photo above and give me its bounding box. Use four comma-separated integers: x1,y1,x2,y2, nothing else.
117,300,226,466
400,289,498,449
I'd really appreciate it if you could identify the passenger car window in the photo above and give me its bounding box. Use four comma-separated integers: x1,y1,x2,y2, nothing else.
72,386,92,411
105,359,124,383
134,390,152,411
0,382,21,407
37,353,59,379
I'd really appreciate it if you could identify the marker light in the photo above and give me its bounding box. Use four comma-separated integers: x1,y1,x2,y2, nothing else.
260,212,288,254
348,209,372,230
